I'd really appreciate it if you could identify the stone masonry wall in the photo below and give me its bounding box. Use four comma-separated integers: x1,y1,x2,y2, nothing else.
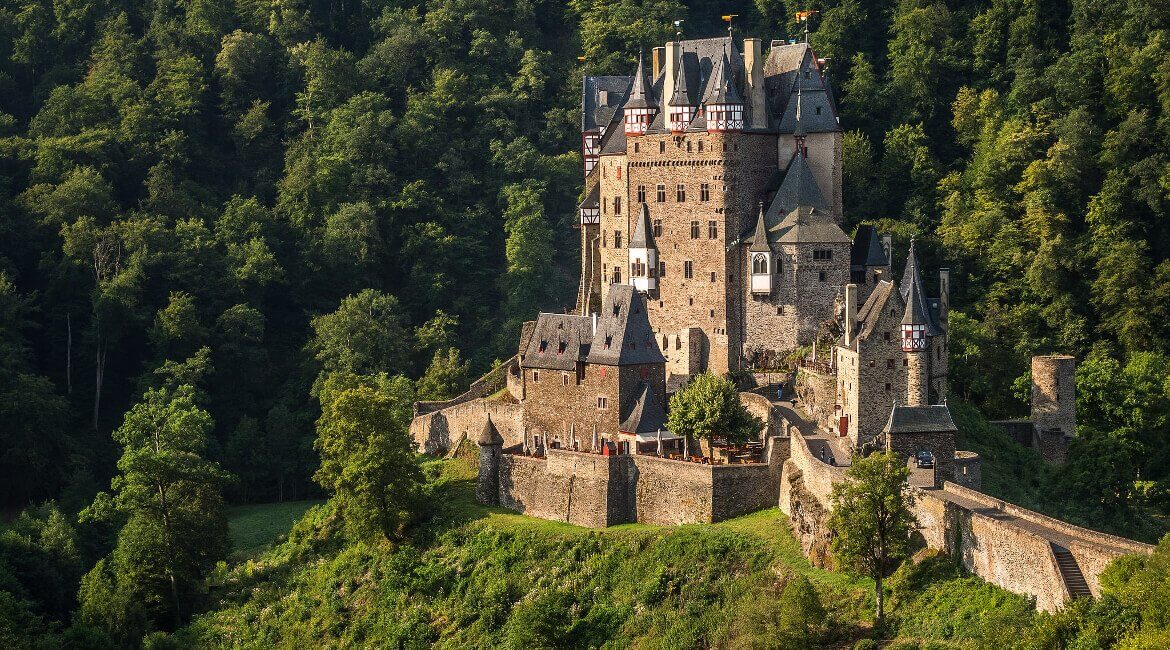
796,367,836,431
410,399,524,454
498,450,632,527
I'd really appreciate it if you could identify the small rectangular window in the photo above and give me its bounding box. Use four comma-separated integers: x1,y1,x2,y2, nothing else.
633,142,639,153
819,271,826,281
813,250,833,261
614,268,622,283
708,220,717,239
614,231,622,248
659,141,665,153
562,373,568,386
698,141,704,152
677,184,686,202
700,183,710,201
533,371,540,383
656,184,666,202
684,261,693,279
637,185,646,202
887,359,895,369
597,396,608,409
652,219,662,237
658,261,665,277
710,271,716,282
690,221,700,238
614,196,621,215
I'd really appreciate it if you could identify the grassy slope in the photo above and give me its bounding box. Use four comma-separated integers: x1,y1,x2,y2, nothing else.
179,458,1044,648
227,500,324,560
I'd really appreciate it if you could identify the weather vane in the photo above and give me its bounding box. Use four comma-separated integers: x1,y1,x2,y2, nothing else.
722,14,738,36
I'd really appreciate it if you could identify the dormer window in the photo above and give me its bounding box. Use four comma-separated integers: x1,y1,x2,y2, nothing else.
557,342,566,355
752,254,769,274
539,340,548,352
613,303,621,316
604,335,613,349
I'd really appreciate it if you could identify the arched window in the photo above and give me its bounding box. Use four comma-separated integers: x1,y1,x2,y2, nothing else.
752,253,769,275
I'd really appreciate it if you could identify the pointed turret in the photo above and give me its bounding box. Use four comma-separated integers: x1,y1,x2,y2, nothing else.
704,50,744,132
900,241,930,406
623,53,657,136
747,203,774,295
629,204,658,293
668,59,695,133
477,413,504,446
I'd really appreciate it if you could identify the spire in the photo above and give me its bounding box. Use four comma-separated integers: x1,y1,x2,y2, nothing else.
748,202,771,252
702,50,743,106
630,203,656,249
900,240,931,327
624,52,657,109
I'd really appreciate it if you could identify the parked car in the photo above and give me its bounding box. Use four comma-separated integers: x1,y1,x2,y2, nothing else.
915,451,935,469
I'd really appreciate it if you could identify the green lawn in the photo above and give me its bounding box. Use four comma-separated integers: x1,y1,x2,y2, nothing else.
227,499,324,559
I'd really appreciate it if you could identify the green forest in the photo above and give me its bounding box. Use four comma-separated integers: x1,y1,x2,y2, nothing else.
3,0,1170,645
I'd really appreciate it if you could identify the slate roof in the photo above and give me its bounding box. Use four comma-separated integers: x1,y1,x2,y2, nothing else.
702,51,742,105
767,152,831,217
586,285,666,366
578,183,600,211
477,414,504,445
852,280,900,346
883,404,957,434
747,204,771,253
771,206,851,244
763,42,840,134
522,313,593,371
900,241,939,332
582,75,631,132
668,57,695,106
850,225,888,268
618,382,667,434
624,53,657,110
629,203,656,249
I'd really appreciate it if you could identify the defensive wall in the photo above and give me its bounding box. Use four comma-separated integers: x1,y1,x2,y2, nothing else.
492,436,789,526
413,354,519,417
411,398,524,454
779,425,1153,612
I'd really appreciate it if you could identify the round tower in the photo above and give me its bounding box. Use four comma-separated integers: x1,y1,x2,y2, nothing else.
900,242,931,407
1031,355,1076,438
475,414,504,505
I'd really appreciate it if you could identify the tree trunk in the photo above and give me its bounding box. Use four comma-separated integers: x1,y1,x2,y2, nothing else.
93,341,106,431
66,313,73,395
875,572,884,621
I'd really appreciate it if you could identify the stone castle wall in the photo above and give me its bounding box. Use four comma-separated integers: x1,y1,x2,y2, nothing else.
1031,355,1076,437
410,398,524,454
795,367,836,431
492,436,788,527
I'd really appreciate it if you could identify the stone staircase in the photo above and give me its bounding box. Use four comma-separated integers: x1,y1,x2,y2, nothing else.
1052,544,1092,598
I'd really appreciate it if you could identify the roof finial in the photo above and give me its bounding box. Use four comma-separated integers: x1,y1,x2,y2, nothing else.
722,13,738,37
673,19,684,43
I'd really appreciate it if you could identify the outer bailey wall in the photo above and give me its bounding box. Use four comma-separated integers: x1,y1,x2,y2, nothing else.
630,455,714,525
411,399,524,454
498,450,631,528
779,428,1153,612
740,391,784,437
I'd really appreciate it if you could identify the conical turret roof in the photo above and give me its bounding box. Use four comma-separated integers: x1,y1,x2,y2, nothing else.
630,203,656,249
748,203,771,253
702,51,743,105
624,53,657,110
900,240,932,328
477,414,504,446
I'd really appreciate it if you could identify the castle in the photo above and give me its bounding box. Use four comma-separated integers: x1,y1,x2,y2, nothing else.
409,33,1151,613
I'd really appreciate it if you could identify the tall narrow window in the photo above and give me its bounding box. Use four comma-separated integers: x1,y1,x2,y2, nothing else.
637,185,646,202
708,220,718,239
652,219,662,237
614,231,622,248
677,184,685,202
700,183,710,201
684,261,693,278
656,184,666,202
614,196,621,215
690,221,700,238
658,261,666,277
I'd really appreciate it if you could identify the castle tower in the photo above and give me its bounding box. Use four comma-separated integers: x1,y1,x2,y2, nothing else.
667,58,695,133
475,414,504,505
623,53,657,136
702,51,744,132
628,203,658,293
1031,354,1076,462
901,243,931,407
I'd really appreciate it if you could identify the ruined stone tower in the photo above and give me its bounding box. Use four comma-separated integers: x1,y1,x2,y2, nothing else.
1031,354,1076,463
476,414,504,505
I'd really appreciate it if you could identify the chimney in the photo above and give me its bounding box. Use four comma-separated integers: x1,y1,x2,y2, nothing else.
844,283,858,347
664,40,680,115
743,38,767,129
939,268,950,325
591,312,598,336
652,47,665,80
881,235,893,265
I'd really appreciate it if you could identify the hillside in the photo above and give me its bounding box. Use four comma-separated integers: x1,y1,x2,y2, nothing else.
168,458,1048,648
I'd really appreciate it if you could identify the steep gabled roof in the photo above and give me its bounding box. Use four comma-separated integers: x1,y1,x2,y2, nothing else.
618,382,667,434
850,224,888,268
578,183,600,211
629,203,656,249
900,241,938,332
771,206,851,244
523,313,593,371
669,55,695,107
582,75,632,132
624,53,657,110
853,280,901,345
883,404,957,434
586,285,666,366
702,51,742,105
764,43,840,134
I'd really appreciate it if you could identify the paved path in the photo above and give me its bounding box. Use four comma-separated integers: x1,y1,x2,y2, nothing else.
772,398,853,467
